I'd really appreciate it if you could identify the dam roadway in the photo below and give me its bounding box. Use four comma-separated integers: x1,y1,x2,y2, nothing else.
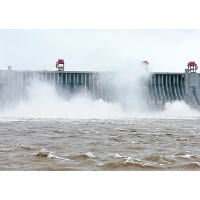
0,69,200,109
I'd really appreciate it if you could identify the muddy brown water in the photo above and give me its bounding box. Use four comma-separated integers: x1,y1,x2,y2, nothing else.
0,118,200,170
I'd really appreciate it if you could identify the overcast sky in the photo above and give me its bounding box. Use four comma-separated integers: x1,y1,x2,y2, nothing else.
0,30,200,72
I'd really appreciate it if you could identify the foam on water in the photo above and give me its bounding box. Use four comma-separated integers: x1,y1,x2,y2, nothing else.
156,101,200,119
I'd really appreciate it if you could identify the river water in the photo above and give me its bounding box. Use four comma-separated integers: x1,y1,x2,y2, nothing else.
1,115,200,170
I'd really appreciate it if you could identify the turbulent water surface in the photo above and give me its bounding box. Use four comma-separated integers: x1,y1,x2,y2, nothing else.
1,77,200,170
1,116,200,170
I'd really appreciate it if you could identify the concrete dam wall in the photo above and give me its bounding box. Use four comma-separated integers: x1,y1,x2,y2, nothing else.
0,69,199,109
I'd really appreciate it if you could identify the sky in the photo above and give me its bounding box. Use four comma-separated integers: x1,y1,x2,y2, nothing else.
0,30,200,72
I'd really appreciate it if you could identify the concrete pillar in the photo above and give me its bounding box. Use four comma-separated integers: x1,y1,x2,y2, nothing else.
68,73,72,89
158,75,163,102
66,73,68,84
88,73,91,92
63,73,66,85
73,73,76,89
185,69,200,106
172,75,178,100
179,75,184,99
176,75,181,100
153,75,158,102
73,73,76,88
92,74,95,99
185,69,190,104
164,75,169,101
160,75,166,103
59,73,63,85
84,73,87,92
168,75,173,101
80,73,83,87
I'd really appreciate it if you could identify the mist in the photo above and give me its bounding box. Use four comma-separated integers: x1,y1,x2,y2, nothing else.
0,60,151,118
1,76,200,120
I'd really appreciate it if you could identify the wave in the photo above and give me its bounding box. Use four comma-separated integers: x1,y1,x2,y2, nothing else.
100,160,161,170
35,149,71,161
67,152,96,161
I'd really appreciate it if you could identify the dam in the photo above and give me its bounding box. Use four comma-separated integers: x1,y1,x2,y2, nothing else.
0,64,200,110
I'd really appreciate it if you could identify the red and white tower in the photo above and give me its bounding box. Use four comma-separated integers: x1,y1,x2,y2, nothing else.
187,61,198,73
56,59,65,71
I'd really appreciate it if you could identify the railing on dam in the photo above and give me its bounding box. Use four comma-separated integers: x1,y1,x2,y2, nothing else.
0,69,200,109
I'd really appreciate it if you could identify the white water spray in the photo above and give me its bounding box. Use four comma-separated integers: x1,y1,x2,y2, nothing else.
0,80,125,119
0,59,200,119
0,79,200,119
